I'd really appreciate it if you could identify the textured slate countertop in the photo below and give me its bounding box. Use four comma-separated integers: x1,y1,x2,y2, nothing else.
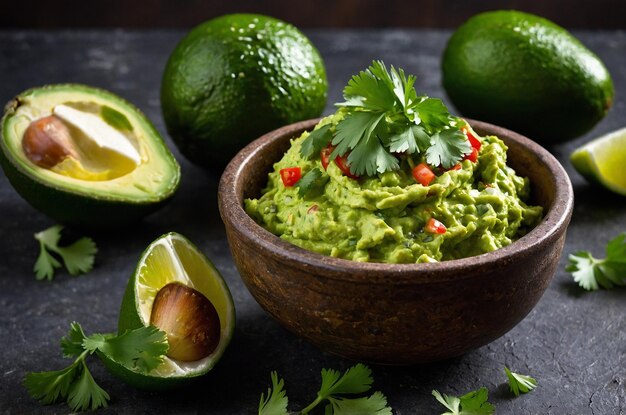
0,29,625,414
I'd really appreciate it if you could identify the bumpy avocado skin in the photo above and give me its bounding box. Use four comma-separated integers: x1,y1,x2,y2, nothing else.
161,13,328,172
442,10,614,143
0,85,181,229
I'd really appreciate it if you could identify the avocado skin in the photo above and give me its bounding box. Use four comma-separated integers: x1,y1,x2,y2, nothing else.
442,10,614,143
0,85,180,229
161,13,328,173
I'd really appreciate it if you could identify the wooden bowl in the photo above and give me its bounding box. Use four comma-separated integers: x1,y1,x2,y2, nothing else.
218,118,573,364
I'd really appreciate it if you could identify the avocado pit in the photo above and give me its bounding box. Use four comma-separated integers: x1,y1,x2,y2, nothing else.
150,282,221,362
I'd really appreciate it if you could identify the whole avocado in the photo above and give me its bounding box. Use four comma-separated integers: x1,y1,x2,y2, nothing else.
442,10,614,143
161,14,328,172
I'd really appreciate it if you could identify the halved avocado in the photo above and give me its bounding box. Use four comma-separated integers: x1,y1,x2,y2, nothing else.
0,84,180,228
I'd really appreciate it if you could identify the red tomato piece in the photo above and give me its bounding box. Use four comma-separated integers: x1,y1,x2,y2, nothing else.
334,154,359,179
425,218,447,234
412,163,436,186
462,127,482,151
464,147,479,163
448,164,462,171
279,167,302,187
320,146,332,170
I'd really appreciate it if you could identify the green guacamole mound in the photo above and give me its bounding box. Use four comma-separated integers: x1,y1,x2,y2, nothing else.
245,115,543,263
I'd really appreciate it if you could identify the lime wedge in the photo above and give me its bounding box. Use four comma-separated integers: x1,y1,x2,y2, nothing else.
571,127,626,196
101,232,235,390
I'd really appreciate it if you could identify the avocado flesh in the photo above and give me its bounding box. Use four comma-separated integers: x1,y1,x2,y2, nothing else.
0,84,181,227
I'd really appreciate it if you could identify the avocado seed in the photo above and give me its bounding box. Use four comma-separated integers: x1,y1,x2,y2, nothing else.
22,115,77,168
150,282,221,362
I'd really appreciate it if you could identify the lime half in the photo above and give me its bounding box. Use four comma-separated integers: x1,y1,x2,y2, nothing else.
103,232,235,390
571,127,626,196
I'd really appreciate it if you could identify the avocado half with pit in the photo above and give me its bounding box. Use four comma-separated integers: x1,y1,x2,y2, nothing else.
0,84,180,228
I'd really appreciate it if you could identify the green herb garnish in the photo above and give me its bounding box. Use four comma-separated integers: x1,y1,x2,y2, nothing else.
566,233,626,290
300,61,470,176
296,168,328,197
504,367,537,397
25,322,168,412
34,225,97,280
258,363,392,415
432,387,495,415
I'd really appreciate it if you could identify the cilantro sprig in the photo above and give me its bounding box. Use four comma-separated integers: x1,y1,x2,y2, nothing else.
504,367,537,397
300,60,470,176
566,233,626,290
25,322,168,412
257,363,392,415
432,387,495,415
34,225,97,280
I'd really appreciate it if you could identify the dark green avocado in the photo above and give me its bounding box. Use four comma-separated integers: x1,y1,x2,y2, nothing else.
442,10,614,143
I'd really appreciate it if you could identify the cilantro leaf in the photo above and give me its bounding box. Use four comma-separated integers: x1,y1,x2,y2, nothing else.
566,233,626,290
296,168,327,197
85,326,168,373
318,363,373,397
56,237,97,276
33,225,97,280
301,124,333,159
432,388,495,415
432,390,461,415
258,371,288,415
388,124,430,154
328,391,392,415
67,361,109,411
24,360,82,406
412,97,453,132
426,128,472,169
504,367,537,397
459,388,495,414
61,322,87,358
340,61,397,110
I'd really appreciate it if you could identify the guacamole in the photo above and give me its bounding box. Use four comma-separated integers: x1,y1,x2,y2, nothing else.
245,115,543,263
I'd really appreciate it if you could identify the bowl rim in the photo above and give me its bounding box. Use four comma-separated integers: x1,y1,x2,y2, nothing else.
218,118,574,285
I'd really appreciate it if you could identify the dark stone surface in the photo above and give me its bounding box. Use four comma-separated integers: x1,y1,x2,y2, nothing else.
0,29,624,414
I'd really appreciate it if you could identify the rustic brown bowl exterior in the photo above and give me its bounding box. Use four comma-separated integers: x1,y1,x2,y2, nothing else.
218,118,573,364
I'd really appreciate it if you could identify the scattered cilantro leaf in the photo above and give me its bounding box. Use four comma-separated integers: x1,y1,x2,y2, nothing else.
33,225,97,280
328,391,392,415
25,322,168,412
301,124,333,159
318,363,373,397
259,364,392,415
83,326,168,373
61,321,87,358
24,360,82,406
296,168,327,197
426,128,472,169
432,387,495,415
67,361,110,412
566,233,626,290
258,371,288,415
504,367,537,397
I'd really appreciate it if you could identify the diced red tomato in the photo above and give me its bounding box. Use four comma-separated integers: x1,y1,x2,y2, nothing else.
462,126,482,151
464,147,479,163
412,163,436,186
279,167,301,187
425,218,447,234
320,146,332,170
448,164,462,171
334,154,359,179
320,145,358,179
